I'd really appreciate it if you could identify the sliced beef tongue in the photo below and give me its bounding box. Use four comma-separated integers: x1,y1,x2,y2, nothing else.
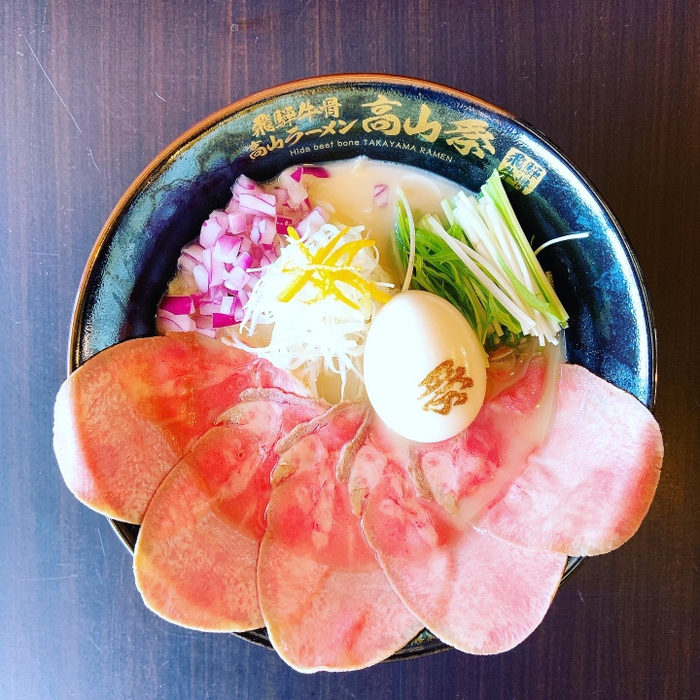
351,416,566,655
257,402,423,673
472,364,664,556
408,351,558,521
53,332,308,524
133,389,325,632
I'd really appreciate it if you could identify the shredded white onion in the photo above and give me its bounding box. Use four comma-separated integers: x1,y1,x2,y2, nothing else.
534,232,590,256
230,224,395,400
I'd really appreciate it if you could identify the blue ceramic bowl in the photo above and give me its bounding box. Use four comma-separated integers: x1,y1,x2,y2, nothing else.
69,74,656,659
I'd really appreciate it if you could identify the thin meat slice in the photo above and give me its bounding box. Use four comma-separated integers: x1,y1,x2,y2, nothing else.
408,350,559,521
257,403,423,673
472,364,664,556
53,333,307,524
354,417,566,654
134,390,325,632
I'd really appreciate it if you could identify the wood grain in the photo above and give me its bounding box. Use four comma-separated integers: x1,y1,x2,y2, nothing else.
1,0,699,698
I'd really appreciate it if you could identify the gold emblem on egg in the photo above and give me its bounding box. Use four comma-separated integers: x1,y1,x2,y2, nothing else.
418,359,474,415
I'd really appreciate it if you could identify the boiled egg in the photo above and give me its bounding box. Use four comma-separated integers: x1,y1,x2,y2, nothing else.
363,290,487,443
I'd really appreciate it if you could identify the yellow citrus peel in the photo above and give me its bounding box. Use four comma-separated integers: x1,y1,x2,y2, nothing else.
277,227,392,309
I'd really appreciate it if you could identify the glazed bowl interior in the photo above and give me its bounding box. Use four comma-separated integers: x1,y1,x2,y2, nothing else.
69,74,656,657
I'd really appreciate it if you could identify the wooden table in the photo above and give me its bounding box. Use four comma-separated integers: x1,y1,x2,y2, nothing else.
2,1,698,698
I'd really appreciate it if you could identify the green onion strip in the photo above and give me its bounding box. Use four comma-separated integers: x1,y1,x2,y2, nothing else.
397,188,416,293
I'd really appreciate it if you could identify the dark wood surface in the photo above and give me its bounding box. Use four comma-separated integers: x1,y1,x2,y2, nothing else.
2,1,699,698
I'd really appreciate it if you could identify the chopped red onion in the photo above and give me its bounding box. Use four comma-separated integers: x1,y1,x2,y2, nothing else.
224,198,240,214
202,285,225,304
195,313,213,328
232,174,258,193
224,266,249,291
159,169,323,335
239,192,276,218
233,297,245,322
260,219,276,246
297,206,330,239
182,242,205,264
198,301,220,316
290,165,330,182
276,215,293,235
212,312,237,328
157,309,197,332
220,295,234,315
212,210,229,231
202,248,212,274
159,295,195,315
178,253,198,274
210,254,225,287
237,251,253,270
200,217,225,248
193,312,216,336
193,264,209,293
273,187,289,206
260,249,277,267
226,212,246,234
279,171,308,208
214,235,242,263
373,184,389,208
302,165,330,179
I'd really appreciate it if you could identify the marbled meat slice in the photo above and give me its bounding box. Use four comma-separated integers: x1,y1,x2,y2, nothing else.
408,350,558,521
53,332,307,524
134,390,325,632
257,403,423,673
472,364,664,556
354,417,567,654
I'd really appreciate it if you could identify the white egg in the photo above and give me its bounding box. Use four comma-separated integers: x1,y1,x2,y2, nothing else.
363,290,487,443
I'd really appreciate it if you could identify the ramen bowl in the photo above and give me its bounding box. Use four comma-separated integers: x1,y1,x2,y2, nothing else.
68,74,656,658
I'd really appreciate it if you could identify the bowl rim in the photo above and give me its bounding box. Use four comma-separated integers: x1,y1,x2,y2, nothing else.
65,72,658,656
